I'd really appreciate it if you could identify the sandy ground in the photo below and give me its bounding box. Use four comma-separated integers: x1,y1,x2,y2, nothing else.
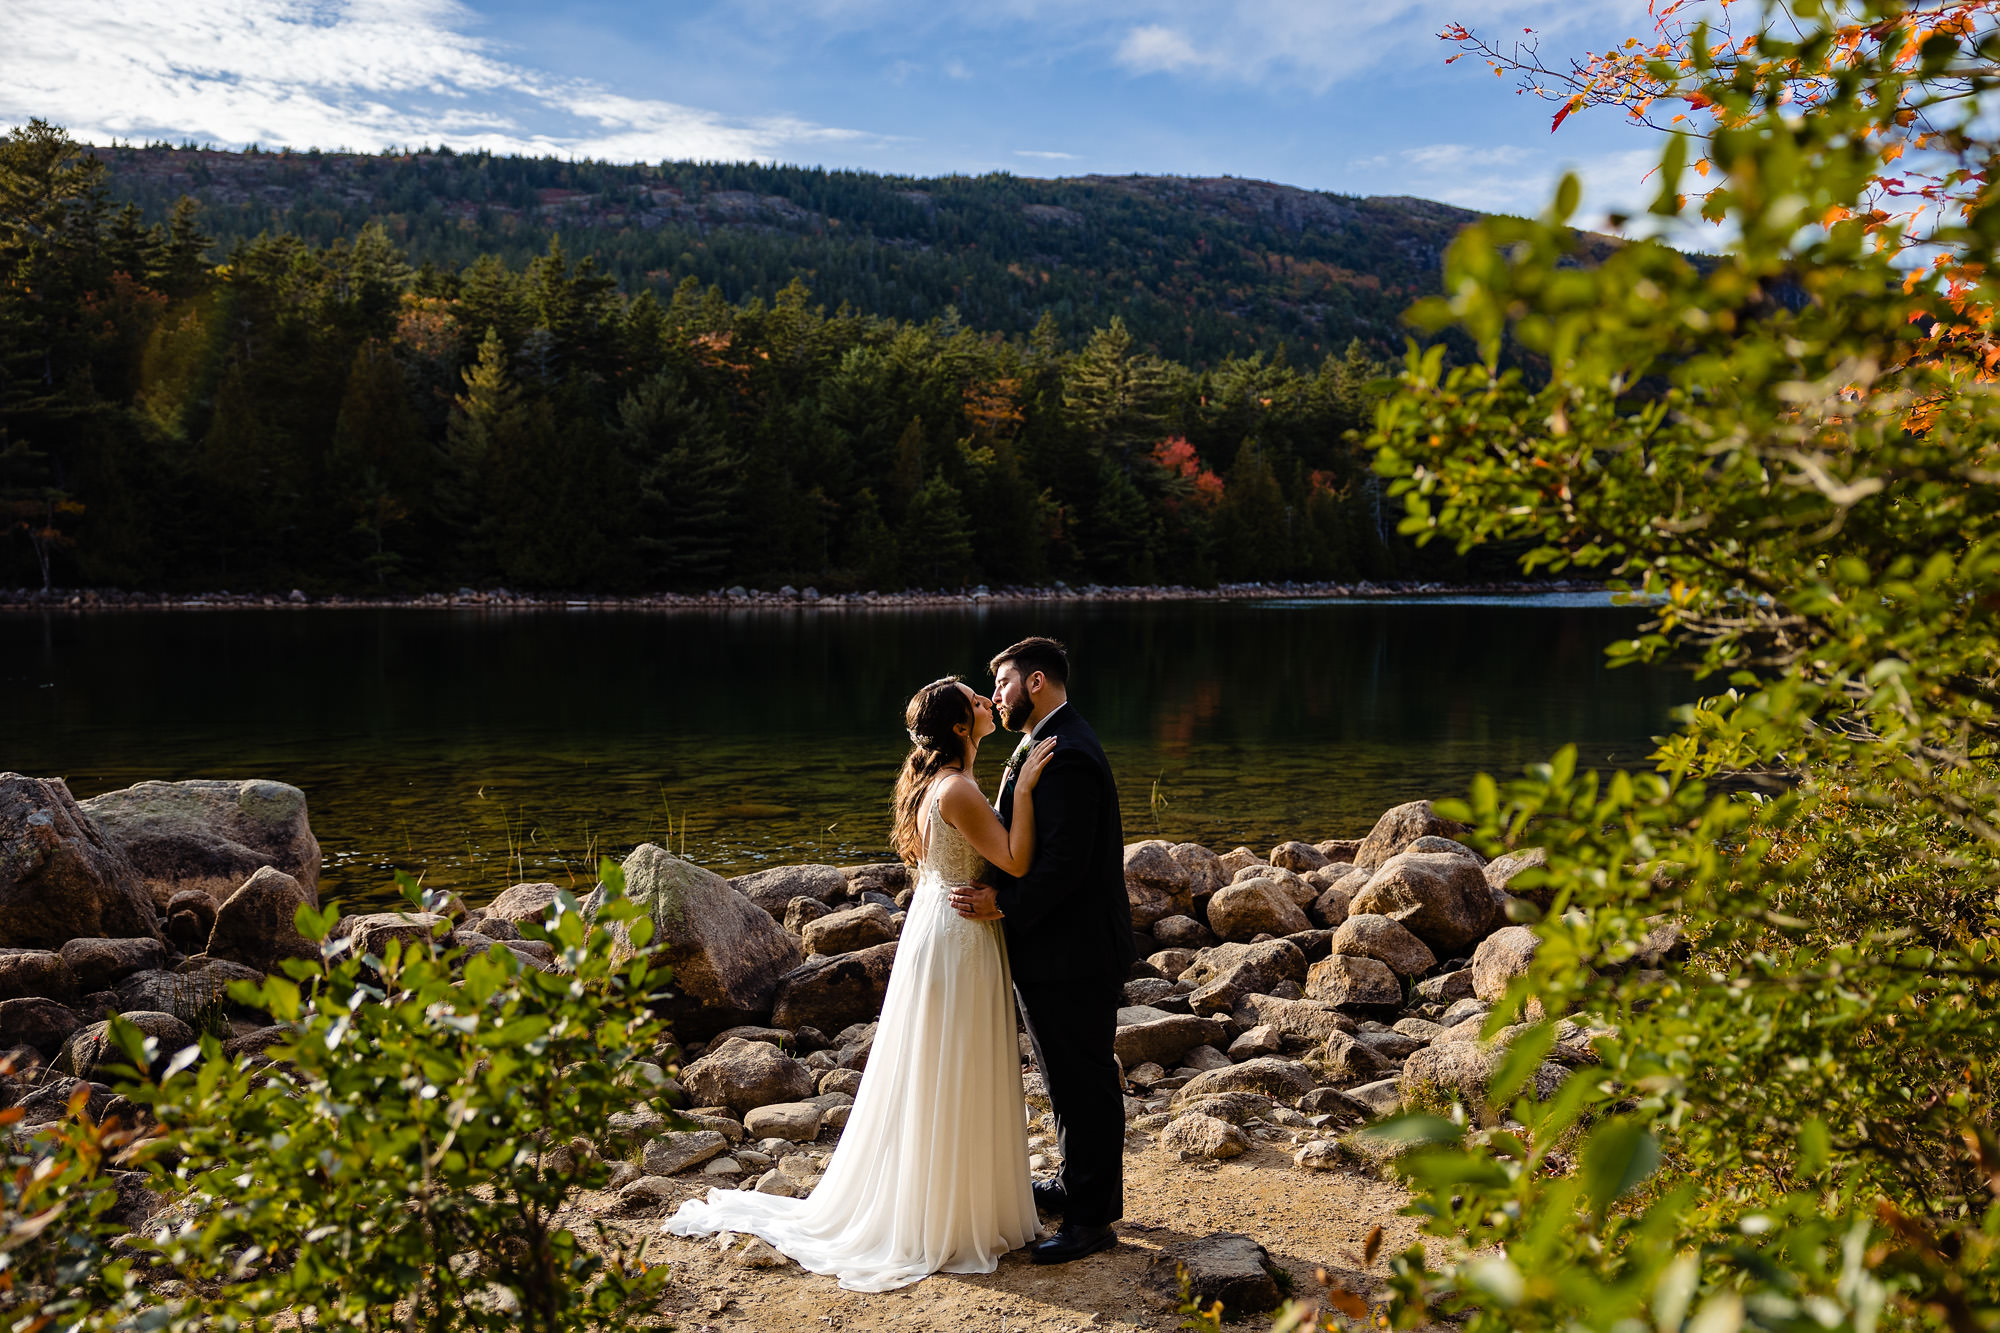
589,1133,1424,1332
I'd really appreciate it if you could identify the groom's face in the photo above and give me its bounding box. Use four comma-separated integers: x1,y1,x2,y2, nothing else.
993,664,1037,731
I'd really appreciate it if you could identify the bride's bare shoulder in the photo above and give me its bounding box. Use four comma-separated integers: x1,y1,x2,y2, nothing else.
932,772,987,816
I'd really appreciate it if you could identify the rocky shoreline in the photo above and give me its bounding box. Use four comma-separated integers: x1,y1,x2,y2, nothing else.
0,770,1679,1317
0,578,1606,613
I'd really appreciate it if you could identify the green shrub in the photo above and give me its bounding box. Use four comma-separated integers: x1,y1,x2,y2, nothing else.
121,861,678,1332
1350,1,2000,1329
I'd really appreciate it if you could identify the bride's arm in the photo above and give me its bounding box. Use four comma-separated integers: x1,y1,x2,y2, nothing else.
936,738,1056,877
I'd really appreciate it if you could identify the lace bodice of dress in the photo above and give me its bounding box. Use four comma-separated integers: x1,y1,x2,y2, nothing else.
923,784,991,887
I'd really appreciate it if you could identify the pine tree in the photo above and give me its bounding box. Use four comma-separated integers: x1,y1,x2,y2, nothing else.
1214,442,1291,581
331,339,426,583
1062,316,1181,459
899,469,974,587
620,371,742,587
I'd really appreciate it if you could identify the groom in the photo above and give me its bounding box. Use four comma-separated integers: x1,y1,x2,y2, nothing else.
949,636,1134,1265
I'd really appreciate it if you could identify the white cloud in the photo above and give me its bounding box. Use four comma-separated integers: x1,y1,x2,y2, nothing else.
5,0,869,160
1347,141,1671,229
1115,24,1201,73
1014,148,1079,160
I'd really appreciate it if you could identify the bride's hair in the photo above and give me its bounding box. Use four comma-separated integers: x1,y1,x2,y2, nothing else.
891,677,972,867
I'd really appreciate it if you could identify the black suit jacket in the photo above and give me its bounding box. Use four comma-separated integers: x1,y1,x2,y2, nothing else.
992,706,1135,986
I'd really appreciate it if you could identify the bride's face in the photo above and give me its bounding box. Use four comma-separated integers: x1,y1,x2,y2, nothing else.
955,683,997,748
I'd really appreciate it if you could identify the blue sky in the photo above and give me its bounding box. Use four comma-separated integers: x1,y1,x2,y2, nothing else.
9,0,1684,226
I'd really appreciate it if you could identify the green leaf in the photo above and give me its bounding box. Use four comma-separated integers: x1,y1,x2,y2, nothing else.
1360,1113,1464,1145
1580,1117,1660,1221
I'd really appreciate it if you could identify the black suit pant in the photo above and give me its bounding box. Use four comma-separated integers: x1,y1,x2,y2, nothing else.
1015,976,1125,1228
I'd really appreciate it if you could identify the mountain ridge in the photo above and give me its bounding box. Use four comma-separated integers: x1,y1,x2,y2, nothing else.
89,143,1503,364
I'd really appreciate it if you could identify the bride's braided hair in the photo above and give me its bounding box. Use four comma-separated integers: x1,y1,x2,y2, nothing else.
891,677,972,868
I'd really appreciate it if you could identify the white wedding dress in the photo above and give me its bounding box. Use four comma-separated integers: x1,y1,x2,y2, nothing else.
662,782,1037,1291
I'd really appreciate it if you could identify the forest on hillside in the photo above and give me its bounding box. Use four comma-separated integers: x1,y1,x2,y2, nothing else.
89,140,1494,368
2,121,1502,595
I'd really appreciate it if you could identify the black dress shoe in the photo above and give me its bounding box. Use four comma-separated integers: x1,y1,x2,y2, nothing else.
1032,1180,1068,1215
1030,1222,1117,1265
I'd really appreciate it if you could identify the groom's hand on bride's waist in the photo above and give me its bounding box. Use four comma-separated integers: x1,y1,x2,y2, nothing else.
950,881,1003,921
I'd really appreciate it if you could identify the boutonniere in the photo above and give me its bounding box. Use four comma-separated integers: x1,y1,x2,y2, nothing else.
1003,740,1032,777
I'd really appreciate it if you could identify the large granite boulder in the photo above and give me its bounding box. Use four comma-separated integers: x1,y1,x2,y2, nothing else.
680,1037,816,1114
1172,1057,1318,1106
1113,1014,1230,1069
731,865,848,919
1179,939,1308,1016
1399,1039,1568,1113
0,775,159,948
0,950,76,1002
1354,800,1466,871
1205,880,1310,942
1471,926,1542,1003
1329,914,1437,977
1167,843,1230,898
59,938,165,994
79,779,321,910
800,903,897,957
1124,841,1195,927
1349,851,1498,955
603,844,803,1042
1157,1112,1248,1161
0,997,87,1055
1125,878,1184,931
770,940,898,1034
484,882,562,926
1484,847,1551,905
1267,841,1330,874
205,867,317,975
1304,954,1402,1011
1230,994,1355,1046
336,912,453,963
55,1011,195,1081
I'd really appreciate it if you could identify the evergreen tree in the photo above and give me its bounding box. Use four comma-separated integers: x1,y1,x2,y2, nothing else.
330,339,427,583
898,469,973,587
1213,442,1290,581
620,371,741,588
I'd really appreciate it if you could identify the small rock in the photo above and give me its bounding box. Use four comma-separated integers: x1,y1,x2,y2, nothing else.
1267,841,1331,874
1142,1232,1284,1317
1441,997,1491,1028
1413,969,1476,1005
1205,881,1310,942
206,867,316,975
1471,926,1542,1003
742,1102,822,1142
1353,801,1466,871
783,896,833,934
1319,1032,1394,1084
1293,1140,1353,1171
1347,1077,1404,1116
1158,1111,1248,1160
642,1131,728,1176
680,1039,816,1114
702,1156,743,1176
616,1175,676,1209
1226,1025,1283,1061
1298,1086,1373,1121
1330,914,1437,977
799,903,897,957
1173,1057,1316,1106
1180,1044,1233,1072
1304,954,1402,1011
752,1168,798,1197
818,1067,863,1098
729,1236,793,1268
0,997,86,1055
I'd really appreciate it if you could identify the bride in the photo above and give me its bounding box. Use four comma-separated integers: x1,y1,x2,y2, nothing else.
663,676,1058,1291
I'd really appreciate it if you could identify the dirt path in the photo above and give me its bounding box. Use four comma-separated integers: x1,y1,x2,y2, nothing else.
597,1137,1423,1332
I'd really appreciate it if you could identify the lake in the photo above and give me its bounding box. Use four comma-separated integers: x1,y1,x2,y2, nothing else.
1,595,1689,913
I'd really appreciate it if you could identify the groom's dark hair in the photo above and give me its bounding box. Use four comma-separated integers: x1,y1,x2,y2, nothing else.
990,636,1068,686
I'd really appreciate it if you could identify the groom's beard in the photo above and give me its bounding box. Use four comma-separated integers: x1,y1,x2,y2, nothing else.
999,695,1033,730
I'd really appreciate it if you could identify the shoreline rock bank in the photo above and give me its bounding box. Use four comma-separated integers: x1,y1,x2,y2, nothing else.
0,578,1606,613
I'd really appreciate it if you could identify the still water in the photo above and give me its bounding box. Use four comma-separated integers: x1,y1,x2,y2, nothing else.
1,596,1688,912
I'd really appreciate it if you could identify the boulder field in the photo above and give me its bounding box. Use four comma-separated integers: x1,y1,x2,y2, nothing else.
0,774,1676,1226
